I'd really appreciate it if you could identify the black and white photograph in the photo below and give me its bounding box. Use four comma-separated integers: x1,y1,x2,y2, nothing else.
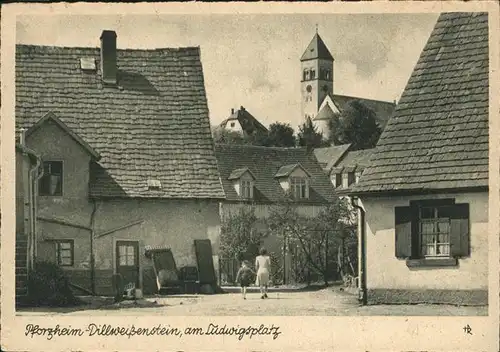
1,2,499,351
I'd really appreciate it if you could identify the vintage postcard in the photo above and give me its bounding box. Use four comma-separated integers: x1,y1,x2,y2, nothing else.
1,1,499,351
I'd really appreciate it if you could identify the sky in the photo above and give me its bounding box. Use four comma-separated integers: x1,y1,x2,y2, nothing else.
16,13,439,129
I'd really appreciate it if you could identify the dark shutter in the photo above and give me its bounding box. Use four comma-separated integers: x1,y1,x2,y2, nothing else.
395,206,413,258
449,203,470,257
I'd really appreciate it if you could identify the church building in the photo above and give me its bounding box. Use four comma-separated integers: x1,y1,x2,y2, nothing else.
300,30,396,139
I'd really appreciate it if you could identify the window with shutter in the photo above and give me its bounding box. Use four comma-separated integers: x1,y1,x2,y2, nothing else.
394,199,469,267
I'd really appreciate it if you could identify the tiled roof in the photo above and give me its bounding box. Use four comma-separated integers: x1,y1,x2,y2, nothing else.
313,144,351,170
335,148,376,172
352,12,489,194
215,144,336,204
275,163,311,178
219,106,268,135
331,94,396,130
228,167,255,181
16,43,225,199
301,33,334,61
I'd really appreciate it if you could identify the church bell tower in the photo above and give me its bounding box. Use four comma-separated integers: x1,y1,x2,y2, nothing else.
300,28,334,129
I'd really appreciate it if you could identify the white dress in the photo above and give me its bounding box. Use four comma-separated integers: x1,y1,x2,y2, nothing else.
255,255,271,286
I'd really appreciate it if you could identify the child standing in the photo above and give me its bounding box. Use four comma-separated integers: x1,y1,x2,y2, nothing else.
235,260,254,300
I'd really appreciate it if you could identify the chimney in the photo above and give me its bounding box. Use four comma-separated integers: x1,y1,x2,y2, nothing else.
240,106,245,111
100,30,117,85
231,108,234,114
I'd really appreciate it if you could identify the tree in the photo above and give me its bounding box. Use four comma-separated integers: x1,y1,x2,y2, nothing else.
213,123,296,148
212,125,246,145
328,100,382,150
265,122,296,147
267,197,354,286
219,206,267,262
297,116,326,150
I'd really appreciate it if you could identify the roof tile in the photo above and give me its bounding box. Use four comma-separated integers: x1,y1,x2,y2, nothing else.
352,12,489,194
16,43,225,199
215,144,335,204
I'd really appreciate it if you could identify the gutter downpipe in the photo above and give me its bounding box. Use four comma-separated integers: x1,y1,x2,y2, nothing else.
351,196,367,305
19,129,42,273
89,199,98,296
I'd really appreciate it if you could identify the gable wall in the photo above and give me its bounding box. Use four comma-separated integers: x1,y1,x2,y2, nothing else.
26,119,92,208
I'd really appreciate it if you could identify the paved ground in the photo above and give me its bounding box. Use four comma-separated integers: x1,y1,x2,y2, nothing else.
18,288,487,316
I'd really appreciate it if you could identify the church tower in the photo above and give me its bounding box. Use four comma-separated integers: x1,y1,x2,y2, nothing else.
300,29,334,137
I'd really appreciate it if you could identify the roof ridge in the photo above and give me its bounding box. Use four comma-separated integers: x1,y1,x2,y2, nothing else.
215,143,307,152
333,93,396,105
16,43,201,52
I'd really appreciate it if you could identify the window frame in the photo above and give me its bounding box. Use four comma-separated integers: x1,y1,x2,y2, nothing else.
54,239,74,267
289,177,309,200
117,243,138,267
39,160,64,196
347,171,356,186
335,173,342,188
418,206,451,258
240,179,254,200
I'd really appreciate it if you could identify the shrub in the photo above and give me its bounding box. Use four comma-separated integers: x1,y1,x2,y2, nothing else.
25,261,83,307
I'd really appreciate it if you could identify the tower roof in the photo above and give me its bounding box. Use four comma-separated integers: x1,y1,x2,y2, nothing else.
301,33,334,61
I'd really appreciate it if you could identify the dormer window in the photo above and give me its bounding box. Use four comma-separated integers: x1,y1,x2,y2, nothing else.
347,172,356,186
240,180,254,199
335,173,342,188
290,177,309,199
275,163,311,200
228,167,256,201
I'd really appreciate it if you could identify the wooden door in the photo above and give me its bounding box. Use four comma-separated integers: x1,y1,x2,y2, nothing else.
116,241,139,288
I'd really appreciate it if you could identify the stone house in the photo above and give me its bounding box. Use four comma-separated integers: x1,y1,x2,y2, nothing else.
214,143,337,284
219,106,268,137
15,30,225,296
349,12,489,305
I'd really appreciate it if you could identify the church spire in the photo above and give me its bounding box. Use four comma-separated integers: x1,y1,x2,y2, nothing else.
300,29,334,62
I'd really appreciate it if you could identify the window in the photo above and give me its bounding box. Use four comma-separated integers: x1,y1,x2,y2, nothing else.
55,240,74,266
303,69,309,81
39,161,63,196
325,70,331,80
290,177,308,199
230,122,235,127
395,199,470,267
335,173,342,188
347,172,356,186
310,70,316,80
419,206,450,257
355,172,361,183
240,180,253,199
118,244,136,266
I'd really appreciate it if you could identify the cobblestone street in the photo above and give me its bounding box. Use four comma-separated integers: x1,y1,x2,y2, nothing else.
19,288,487,316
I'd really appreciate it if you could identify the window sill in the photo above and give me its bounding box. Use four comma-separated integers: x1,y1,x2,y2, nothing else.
406,258,458,268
